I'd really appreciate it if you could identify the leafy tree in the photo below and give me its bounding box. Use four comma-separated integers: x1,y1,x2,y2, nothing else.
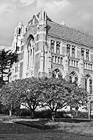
17,78,43,118
0,49,18,87
0,77,88,119
0,81,21,116
64,82,88,117
39,78,88,119
39,78,70,120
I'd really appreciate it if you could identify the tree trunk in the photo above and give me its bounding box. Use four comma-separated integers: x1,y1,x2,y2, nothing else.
52,115,55,121
51,111,55,121
9,110,12,117
29,109,35,119
88,101,91,120
31,111,34,119
76,110,78,118
75,106,79,118
9,104,12,117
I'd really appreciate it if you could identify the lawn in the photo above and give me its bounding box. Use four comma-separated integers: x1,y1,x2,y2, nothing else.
0,116,93,140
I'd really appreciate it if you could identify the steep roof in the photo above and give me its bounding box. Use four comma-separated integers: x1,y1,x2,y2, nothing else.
47,20,93,48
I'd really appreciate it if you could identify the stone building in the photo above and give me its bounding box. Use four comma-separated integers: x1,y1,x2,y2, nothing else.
10,10,93,96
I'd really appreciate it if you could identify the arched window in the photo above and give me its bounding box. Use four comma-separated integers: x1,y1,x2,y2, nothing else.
52,68,62,79
85,75,92,94
69,71,78,85
27,34,34,69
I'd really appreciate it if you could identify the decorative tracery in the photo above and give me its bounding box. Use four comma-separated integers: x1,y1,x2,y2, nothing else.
69,71,78,85
52,68,62,79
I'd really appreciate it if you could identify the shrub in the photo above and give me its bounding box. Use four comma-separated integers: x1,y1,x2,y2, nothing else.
34,110,51,118
19,109,31,117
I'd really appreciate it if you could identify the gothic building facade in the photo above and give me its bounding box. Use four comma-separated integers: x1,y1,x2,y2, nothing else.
10,10,93,96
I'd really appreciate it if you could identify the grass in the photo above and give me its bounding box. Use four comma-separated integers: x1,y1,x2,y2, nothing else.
0,122,93,140
0,116,93,140
0,115,93,139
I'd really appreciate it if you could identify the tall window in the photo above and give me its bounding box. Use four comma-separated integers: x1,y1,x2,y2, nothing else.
52,56,54,63
56,41,60,54
58,57,60,63
86,50,89,61
55,56,57,63
91,64,92,70
72,46,75,57
18,28,21,35
60,57,63,64
85,78,87,91
90,79,92,94
81,48,84,59
67,44,70,56
51,40,55,53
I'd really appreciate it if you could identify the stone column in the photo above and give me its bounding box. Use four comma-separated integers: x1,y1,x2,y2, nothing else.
78,59,84,75
87,99,91,120
39,51,45,77
63,55,69,81
29,48,30,69
54,41,56,53
44,46,48,74
89,51,91,61
22,44,28,78
75,46,77,58
70,46,72,57
84,49,86,60
47,50,52,78
78,59,85,88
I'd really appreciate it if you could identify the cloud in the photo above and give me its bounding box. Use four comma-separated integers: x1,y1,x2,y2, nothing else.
53,0,69,6
13,0,70,8
36,0,70,9
0,4,9,14
14,0,36,6
1,0,93,46
35,0,70,22
0,3,15,14
20,0,36,6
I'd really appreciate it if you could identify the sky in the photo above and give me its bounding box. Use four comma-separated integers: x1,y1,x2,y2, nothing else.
0,0,93,48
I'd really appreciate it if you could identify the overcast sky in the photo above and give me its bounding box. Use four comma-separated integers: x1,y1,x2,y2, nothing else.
0,0,93,48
